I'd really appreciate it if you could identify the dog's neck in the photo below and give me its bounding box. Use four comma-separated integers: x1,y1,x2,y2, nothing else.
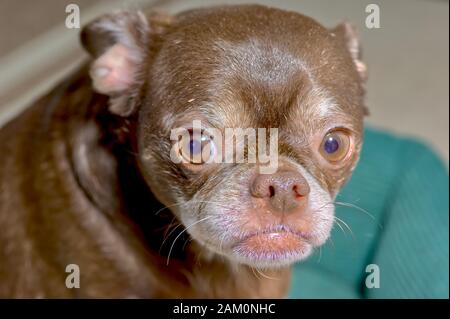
183,242,291,298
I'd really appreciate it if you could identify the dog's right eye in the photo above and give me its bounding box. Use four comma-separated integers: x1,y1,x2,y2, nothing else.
178,129,216,165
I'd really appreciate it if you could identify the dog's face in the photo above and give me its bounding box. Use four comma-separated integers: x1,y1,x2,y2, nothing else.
82,5,367,268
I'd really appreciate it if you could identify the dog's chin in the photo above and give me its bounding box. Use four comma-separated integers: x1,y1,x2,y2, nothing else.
194,227,317,269
229,228,314,268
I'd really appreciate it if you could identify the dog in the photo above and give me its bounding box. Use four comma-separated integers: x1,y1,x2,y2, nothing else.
0,4,367,298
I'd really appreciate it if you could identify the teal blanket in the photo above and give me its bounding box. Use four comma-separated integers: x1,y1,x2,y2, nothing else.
289,127,449,298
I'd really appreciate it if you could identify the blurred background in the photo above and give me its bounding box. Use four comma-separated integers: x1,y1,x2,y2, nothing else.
0,0,448,164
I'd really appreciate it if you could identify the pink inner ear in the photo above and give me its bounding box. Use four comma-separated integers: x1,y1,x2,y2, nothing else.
90,44,136,94
355,60,367,81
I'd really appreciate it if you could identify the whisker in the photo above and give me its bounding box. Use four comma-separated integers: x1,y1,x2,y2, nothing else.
162,216,178,238
155,199,234,216
182,237,192,251
166,216,213,266
315,200,380,231
316,215,352,238
159,223,184,252
153,202,188,216
316,246,322,263
157,199,236,254
250,266,262,280
334,201,382,230
333,216,354,238
218,232,228,253
255,268,280,280
332,217,348,236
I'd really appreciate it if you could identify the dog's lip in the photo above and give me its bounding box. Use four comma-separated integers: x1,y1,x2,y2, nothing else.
231,224,312,261
234,224,311,244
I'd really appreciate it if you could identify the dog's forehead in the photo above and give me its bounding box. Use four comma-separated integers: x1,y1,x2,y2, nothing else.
151,5,363,131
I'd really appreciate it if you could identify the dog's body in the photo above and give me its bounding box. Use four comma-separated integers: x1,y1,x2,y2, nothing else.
0,5,366,298
0,68,291,298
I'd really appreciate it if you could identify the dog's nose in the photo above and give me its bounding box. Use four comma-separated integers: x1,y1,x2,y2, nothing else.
250,171,310,212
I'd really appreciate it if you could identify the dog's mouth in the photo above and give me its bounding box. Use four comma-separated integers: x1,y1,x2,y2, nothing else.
230,225,313,266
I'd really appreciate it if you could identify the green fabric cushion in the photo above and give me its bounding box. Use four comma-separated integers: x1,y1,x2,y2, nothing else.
289,127,449,299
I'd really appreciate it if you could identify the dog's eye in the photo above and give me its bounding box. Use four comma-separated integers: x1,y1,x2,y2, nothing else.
319,130,351,163
179,129,216,165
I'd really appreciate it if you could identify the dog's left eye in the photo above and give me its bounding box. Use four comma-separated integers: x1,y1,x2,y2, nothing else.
319,130,351,163
179,129,216,165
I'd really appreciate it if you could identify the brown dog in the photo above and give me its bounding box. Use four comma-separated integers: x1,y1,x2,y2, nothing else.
0,5,366,298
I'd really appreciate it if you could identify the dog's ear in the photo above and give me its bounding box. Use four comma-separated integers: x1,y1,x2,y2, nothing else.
332,22,369,115
81,11,173,116
332,22,367,82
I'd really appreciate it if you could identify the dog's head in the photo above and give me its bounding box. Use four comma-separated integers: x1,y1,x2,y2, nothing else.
81,5,367,268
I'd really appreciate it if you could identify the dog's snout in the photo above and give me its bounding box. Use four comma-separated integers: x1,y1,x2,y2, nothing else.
251,171,310,212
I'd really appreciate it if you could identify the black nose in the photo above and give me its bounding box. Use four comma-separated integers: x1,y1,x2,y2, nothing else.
250,171,310,212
